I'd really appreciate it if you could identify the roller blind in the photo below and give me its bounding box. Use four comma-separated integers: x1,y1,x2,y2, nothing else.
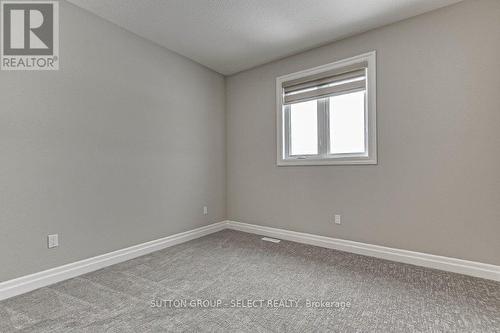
283,61,367,105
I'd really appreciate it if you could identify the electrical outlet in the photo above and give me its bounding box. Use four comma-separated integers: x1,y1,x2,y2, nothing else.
334,214,341,225
48,234,59,248
203,206,208,215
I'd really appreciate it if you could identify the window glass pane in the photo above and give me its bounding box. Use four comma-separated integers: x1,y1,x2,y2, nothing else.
290,100,318,155
329,91,365,154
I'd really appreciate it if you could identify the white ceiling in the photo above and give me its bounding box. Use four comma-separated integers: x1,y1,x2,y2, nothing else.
68,0,462,75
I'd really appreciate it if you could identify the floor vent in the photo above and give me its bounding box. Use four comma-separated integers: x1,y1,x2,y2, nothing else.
261,237,281,243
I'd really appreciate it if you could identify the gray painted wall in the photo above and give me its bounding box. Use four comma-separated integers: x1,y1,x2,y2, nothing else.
1,0,498,283
0,1,226,281
226,0,500,265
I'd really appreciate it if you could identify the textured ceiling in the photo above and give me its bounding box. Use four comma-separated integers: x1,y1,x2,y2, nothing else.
68,0,462,75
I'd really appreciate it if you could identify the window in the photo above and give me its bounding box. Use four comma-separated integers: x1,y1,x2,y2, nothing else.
276,51,376,165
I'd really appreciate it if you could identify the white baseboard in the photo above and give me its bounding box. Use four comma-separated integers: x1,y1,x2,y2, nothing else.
2,219,498,301
225,220,500,282
0,222,226,301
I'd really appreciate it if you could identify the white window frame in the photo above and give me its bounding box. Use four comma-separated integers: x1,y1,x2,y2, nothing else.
276,51,377,166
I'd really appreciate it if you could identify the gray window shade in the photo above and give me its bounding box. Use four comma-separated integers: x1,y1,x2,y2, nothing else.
283,61,367,105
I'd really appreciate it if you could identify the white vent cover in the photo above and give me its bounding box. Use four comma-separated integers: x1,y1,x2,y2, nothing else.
261,237,281,243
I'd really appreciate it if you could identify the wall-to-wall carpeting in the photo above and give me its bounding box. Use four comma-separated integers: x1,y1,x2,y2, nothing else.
1,230,499,332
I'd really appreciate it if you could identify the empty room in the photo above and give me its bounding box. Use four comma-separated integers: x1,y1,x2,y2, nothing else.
0,0,499,331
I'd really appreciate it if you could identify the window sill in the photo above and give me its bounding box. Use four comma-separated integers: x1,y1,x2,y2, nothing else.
277,156,377,166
